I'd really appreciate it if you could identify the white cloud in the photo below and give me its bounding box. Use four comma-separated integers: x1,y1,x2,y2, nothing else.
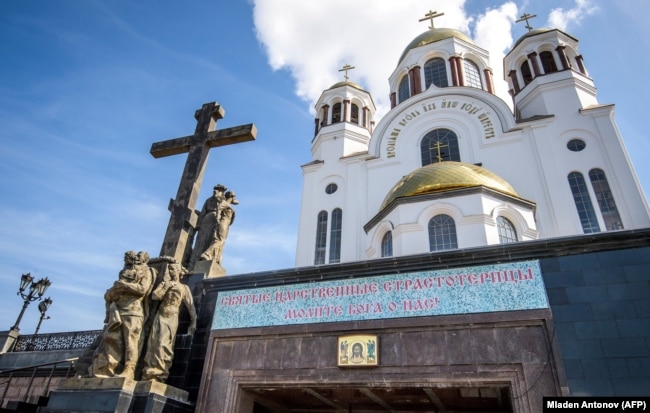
548,0,599,31
252,0,470,117
473,2,519,106
251,1,612,116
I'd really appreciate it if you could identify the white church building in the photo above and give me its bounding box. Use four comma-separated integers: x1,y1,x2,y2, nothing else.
296,21,650,267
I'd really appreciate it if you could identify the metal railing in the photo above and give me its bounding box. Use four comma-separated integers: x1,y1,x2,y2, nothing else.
12,330,100,352
0,357,78,406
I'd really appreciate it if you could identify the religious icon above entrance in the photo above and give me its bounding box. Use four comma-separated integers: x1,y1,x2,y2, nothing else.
337,334,378,367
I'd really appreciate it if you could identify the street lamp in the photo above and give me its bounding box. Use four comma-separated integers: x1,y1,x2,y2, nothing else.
26,297,53,351
34,297,53,336
10,273,51,332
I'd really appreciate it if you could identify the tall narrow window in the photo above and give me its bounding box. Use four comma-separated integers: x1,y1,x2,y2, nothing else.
381,231,393,257
540,51,558,74
521,61,533,85
350,103,359,124
589,168,623,231
424,58,448,88
331,103,342,123
463,60,482,89
497,216,517,243
314,211,328,265
398,75,410,103
568,172,600,234
420,128,460,166
329,208,342,263
428,214,458,251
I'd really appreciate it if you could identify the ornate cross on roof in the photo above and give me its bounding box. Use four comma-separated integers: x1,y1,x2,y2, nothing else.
515,13,537,32
150,102,257,263
419,10,444,30
339,64,355,81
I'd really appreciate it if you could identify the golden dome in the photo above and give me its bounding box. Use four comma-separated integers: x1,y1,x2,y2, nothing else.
512,28,554,49
328,81,365,91
398,28,474,64
380,161,519,210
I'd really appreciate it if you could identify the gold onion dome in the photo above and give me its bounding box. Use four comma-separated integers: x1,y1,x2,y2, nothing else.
398,28,474,64
328,80,365,91
512,27,554,48
381,161,519,210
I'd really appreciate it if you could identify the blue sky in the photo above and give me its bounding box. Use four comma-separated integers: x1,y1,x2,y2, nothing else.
1,0,648,334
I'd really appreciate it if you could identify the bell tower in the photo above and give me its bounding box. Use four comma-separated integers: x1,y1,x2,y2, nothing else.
311,65,376,161
296,66,376,267
503,14,596,120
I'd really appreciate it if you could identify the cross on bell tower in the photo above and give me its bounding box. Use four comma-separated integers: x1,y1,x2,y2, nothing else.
150,102,257,265
515,13,537,32
339,64,355,82
419,10,444,29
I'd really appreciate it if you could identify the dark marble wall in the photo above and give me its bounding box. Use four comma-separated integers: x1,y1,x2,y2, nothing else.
541,246,650,396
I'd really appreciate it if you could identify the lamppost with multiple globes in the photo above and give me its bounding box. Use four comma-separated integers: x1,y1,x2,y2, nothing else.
10,273,51,332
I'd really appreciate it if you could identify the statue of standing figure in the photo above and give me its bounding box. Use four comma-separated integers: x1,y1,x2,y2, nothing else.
141,263,197,382
88,252,198,383
189,184,238,272
90,251,156,379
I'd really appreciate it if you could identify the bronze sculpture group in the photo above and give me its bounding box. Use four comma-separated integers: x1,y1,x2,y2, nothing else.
89,251,196,383
88,184,237,383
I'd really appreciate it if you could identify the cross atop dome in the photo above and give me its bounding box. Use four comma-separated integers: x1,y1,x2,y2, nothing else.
419,10,444,30
515,13,537,32
338,64,355,82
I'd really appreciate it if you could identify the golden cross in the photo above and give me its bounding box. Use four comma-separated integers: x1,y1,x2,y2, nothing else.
339,64,355,81
430,140,448,163
419,10,444,30
515,13,537,32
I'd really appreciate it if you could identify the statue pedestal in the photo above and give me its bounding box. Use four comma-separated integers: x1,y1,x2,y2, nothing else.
132,380,193,413
193,260,226,278
0,328,20,354
44,377,193,413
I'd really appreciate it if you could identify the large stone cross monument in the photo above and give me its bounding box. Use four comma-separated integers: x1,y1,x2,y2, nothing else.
150,102,257,267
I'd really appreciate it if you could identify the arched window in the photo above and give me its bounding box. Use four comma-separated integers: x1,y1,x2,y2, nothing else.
381,231,393,257
331,102,342,123
424,58,448,88
398,75,410,103
420,128,460,166
463,59,482,89
540,51,558,74
521,61,533,85
350,103,359,124
329,208,342,263
314,211,328,264
497,216,517,243
428,214,458,251
568,172,600,234
589,168,623,231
